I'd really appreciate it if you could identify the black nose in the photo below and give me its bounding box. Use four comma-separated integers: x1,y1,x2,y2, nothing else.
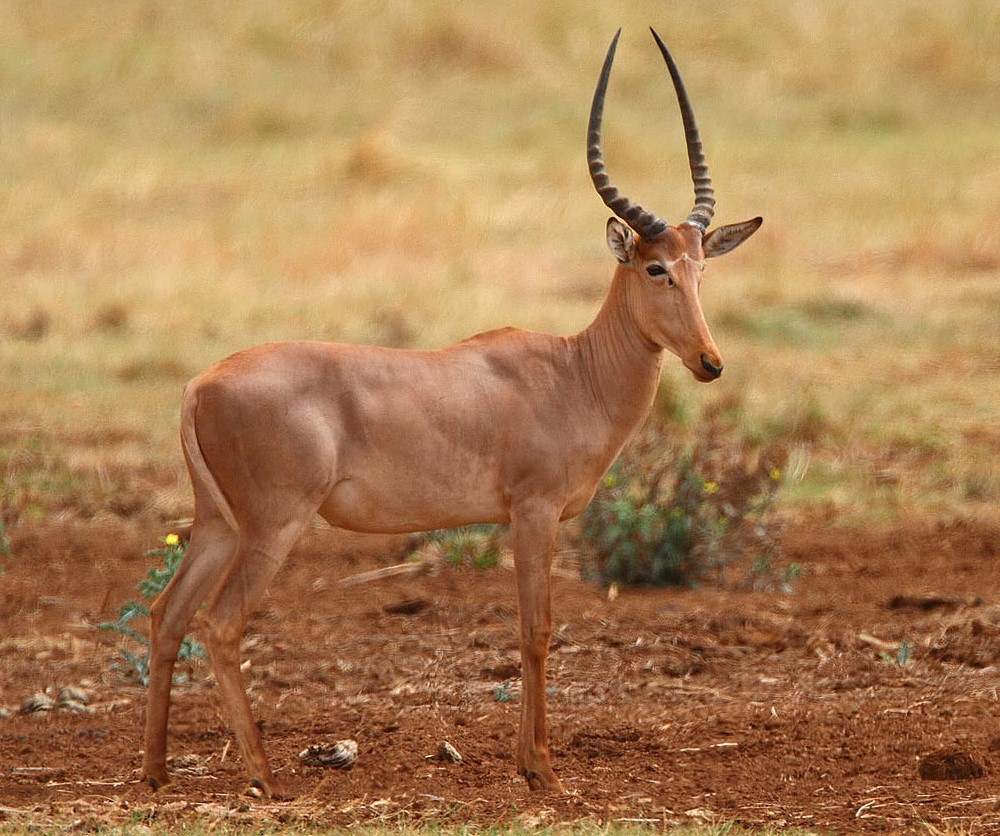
700,354,723,379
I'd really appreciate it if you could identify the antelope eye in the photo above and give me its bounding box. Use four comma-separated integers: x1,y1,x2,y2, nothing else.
646,263,674,286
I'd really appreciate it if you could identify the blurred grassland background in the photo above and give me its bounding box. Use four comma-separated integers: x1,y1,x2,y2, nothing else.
1,0,998,525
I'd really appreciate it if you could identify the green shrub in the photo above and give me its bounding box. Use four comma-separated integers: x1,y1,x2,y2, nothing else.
492,680,514,703
99,534,205,685
580,412,786,589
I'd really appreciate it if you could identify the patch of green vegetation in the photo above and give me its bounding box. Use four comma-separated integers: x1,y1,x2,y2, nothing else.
580,412,785,589
718,298,883,351
795,297,873,323
492,680,514,703
98,534,205,686
0,434,93,517
416,525,502,570
777,455,891,520
880,638,912,668
0,430,156,522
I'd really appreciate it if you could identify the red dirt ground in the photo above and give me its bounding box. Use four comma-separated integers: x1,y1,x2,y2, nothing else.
2,514,1000,833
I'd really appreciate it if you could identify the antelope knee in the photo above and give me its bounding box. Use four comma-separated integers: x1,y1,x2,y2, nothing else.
198,612,241,652
520,622,552,658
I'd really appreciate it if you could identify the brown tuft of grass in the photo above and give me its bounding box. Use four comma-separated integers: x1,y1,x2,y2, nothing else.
344,128,413,186
90,303,130,333
6,307,51,342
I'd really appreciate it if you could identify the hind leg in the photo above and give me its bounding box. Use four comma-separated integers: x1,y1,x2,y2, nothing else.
198,515,313,799
143,508,237,789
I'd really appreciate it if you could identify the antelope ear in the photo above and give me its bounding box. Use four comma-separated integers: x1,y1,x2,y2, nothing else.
703,217,763,258
606,217,635,263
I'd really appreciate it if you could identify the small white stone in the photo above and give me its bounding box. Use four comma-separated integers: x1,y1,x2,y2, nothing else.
437,741,463,763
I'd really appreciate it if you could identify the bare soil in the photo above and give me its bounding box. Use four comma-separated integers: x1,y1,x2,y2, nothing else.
2,514,1000,833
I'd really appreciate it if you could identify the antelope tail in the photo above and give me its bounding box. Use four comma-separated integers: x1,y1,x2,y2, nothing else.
179,383,240,534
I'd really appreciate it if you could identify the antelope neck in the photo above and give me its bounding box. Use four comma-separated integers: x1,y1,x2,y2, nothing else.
573,269,663,429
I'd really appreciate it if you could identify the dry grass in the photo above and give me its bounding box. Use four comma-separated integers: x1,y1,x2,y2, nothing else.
2,0,998,523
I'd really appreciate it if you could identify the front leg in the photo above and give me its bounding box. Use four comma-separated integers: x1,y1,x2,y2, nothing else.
510,498,565,792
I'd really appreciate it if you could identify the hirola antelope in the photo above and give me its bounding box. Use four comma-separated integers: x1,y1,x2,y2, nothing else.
142,27,761,797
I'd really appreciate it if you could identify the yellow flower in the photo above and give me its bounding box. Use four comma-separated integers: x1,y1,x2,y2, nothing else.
770,467,782,482
164,533,180,547
703,481,718,495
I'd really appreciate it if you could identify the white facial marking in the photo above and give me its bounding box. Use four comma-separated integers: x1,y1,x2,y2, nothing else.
663,253,706,272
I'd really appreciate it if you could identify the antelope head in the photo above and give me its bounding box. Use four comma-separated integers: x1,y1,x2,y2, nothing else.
589,28,762,382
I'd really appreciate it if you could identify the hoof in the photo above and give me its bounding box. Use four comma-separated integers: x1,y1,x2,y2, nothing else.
248,778,294,801
519,767,565,793
145,773,170,792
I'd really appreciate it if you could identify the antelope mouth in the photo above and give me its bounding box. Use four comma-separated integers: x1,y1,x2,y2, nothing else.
690,353,723,382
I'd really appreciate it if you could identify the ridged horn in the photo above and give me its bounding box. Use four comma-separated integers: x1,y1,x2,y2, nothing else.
650,27,716,232
588,29,667,242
